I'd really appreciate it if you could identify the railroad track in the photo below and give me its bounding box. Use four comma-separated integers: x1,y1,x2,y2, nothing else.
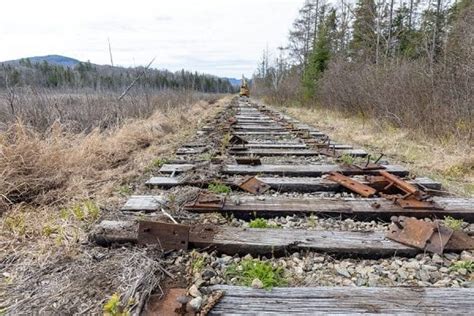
92,97,474,314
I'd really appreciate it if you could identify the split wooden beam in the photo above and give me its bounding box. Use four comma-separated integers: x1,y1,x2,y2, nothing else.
121,195,474,221
145,176,441,192
183,196,474,221
90,220,473,257
157,163,409,176
207,285,474,315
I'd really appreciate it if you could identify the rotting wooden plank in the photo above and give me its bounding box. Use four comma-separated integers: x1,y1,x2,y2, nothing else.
233,126,285,131
222,164,409,176
145,175,441,191
233,131,291,136
185,196,474,221
159,164,195,173
245,143,308,149
182,142,207,148
207,285,474,315
176,147,207,155
91,221,473,256
121,195,167,212
229,148,367,157
257,176,442,192
145,177,181,188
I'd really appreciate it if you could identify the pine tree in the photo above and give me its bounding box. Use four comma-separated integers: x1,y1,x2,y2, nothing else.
350,0,377,62
301,9,336,100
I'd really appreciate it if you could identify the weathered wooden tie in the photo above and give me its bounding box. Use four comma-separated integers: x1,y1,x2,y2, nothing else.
90,220,473,257
145,176,441,192
207,286,474,315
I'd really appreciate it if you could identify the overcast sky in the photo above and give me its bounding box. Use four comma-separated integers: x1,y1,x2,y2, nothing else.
1,0,307,78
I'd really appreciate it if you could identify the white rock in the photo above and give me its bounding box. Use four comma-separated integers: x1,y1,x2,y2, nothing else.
251,278,264,289
189,297,203,311
188,284,201,298
460,251,474,261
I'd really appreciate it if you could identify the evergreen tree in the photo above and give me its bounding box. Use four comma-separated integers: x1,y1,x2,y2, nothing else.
350,0,377,62
301,9,336,100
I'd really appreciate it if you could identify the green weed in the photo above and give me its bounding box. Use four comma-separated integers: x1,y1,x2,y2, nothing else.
338,153,354,165
67,200,100,223
191,254,206,273
3,213,26,236
149,157,170,169
449,260,474,273
208,182,232,194
226,258,287,289
103,293,129,316
249,218,280,229
444,216,464,231
117,185,132,196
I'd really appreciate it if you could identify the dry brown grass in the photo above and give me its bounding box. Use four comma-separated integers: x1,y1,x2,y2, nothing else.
0,94,230,314
276,105,473,197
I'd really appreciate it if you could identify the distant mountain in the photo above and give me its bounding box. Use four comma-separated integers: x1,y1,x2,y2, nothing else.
224,77,242,87
2,55,81,67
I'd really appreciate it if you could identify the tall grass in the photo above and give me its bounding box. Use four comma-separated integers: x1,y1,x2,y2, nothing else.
0,88,220,133
0,89,223,211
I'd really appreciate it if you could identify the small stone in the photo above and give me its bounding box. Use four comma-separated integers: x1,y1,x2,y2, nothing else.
335,266,351,278
444,253,459,261
404,261,420,270
458,268,468,276
201,269,216,280
188,284,201,298
189,297,203,311
460,251,474,261
251,278,264,289
422,265,438,272
397,268,408,280
313,256,325,263
432,254,444,264
440,267,449,273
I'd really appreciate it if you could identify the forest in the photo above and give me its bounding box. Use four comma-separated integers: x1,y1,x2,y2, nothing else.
0,58,235,93
253,0,472,143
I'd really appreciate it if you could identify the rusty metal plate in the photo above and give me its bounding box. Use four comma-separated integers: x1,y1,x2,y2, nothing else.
445,230,474,250
138,221,189,250
425,224,453,254
237,176,270,194
229,135,248,145
184,193,225,211
354,163,386,171
235,157,261,165
327,172,377,198
395,198,444,210
386,217,434,249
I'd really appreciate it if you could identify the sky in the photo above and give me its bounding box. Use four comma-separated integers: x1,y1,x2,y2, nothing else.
0,0,307,78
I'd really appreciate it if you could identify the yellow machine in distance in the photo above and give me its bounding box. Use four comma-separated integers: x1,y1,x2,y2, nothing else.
239,76,250,97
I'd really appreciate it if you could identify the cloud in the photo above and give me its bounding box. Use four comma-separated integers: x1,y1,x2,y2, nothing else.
0,0,307,77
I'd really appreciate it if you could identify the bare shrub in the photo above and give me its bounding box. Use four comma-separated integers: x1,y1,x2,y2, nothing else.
0,91,222,210
0,88,220,133
317,58,473,144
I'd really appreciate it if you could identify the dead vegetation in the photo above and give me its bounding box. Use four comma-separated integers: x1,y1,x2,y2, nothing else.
278,104,473,197
0,91,228,314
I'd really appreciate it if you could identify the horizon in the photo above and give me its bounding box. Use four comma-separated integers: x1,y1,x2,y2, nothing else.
1,0,306,78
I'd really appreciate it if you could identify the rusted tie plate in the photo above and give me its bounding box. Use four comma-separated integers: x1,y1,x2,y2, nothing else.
386,216,453,254
236,176,270,195
326,172,377,198
138,221,189,250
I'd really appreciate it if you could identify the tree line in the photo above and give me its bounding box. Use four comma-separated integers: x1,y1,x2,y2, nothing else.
253,0,472,142
1,59,236,93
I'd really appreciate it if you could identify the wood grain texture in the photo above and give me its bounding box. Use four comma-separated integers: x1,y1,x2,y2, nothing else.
222,164,408,176
185,196,474,221
91,220,473,256
207,285,474,315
